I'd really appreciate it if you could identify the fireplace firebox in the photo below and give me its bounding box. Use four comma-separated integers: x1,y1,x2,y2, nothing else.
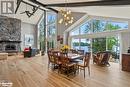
0,41,21,53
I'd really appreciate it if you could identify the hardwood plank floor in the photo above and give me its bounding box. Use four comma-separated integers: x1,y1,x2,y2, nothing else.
0,55,130,87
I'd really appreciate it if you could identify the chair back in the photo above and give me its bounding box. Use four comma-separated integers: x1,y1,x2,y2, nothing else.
71,49,78,54
83,52,91,67
101,52,111,64
47,50,54,63
52,51,60,64
60,52,68,57
60,56,70,67
77,50,84,55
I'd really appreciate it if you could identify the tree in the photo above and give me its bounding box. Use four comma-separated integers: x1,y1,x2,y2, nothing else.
106,23,121,31
92,38,106,53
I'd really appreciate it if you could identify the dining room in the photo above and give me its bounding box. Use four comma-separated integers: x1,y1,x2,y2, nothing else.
0,0,130,87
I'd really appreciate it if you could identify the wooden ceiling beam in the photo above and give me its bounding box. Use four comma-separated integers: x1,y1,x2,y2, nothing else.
29,0,58,13
45,0,130,7
15,0,23,14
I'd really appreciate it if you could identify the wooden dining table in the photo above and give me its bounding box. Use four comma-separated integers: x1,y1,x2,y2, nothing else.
52,50,84,60
67,53,84,60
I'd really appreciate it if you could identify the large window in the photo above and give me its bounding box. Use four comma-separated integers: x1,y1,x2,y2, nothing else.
80,39,91,53
92,38,106,53
47,12,57,49
47,13,56,24
80,22,91,34
70,28,80,36
106,21,128,31
92,20,107,32
38,15,45,51
47,12,57,37
72,38,80,50
69,18,127,62
70,19,128,36
71,38,91,53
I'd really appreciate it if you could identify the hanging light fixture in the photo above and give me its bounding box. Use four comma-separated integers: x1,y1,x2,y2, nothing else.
58,0,74,26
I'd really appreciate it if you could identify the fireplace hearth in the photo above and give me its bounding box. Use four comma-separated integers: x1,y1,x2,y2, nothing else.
0,41,21,53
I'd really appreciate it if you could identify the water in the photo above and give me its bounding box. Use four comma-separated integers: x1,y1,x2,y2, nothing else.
73,46,90,53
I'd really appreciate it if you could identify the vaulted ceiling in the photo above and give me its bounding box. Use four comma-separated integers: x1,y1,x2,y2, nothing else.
37,0,99,4
1,0,130,24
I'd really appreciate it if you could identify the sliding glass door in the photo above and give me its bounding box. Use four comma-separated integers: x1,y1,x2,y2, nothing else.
92,38,106,53
71,38,80,50
71,38,91,53
80,39,91,53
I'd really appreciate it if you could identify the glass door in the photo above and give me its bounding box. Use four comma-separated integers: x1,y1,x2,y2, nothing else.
80,39,91,53
92,38,106,53
71,38,80,50
106,36,120,63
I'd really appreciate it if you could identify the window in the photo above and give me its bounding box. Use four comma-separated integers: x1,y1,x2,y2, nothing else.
38,15,45,50
80,22,91,34
70,28,80,36
106,21,128,31
92,38,106,53
72,38,80,50
47,12,57,49
47,12,57,37
70,19,128,36
47,13,56,24
80,39,91,52
92,20,107,33
47,24,56,37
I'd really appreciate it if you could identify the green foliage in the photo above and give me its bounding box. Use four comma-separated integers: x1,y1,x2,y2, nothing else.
92,38,106,53
93,20,106,32
107,37,118,51
92,20,120,53
106,23,120,51
106,23,121,30
47,41,54,49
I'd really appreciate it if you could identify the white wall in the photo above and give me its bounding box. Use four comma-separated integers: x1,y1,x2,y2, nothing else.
21,22,37,50
120,32,130,54
120,19,130,54
119,20,130,63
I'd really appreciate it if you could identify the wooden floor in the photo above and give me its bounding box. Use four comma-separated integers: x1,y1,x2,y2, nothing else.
0,55,130,87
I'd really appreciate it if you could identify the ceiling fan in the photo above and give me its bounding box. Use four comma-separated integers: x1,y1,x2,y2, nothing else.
20,5,40,18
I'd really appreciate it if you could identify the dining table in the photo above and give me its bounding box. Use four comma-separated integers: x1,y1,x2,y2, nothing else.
67,53,84,60
52,50,84,60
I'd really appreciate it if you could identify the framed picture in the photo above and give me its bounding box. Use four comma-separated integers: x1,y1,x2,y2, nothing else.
60,38,63,44
57,35,60,41
24,34,34,46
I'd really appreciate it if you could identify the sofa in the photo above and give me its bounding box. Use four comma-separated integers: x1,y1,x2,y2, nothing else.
23,48,39,58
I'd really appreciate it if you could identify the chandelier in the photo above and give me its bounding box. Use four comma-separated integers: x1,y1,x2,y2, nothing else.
58,0,74,26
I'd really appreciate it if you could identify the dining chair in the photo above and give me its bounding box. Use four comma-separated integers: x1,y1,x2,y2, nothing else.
71,49,78,54
100,52,111,66
47,50,55,69
53,51,61,68
60,56,77,76
77,52,91,78
77,50,84,55
93,52,111,66
93,52,102,64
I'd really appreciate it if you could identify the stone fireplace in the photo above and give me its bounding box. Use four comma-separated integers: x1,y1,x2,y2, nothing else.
0,16,21,53
0,41,21,53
